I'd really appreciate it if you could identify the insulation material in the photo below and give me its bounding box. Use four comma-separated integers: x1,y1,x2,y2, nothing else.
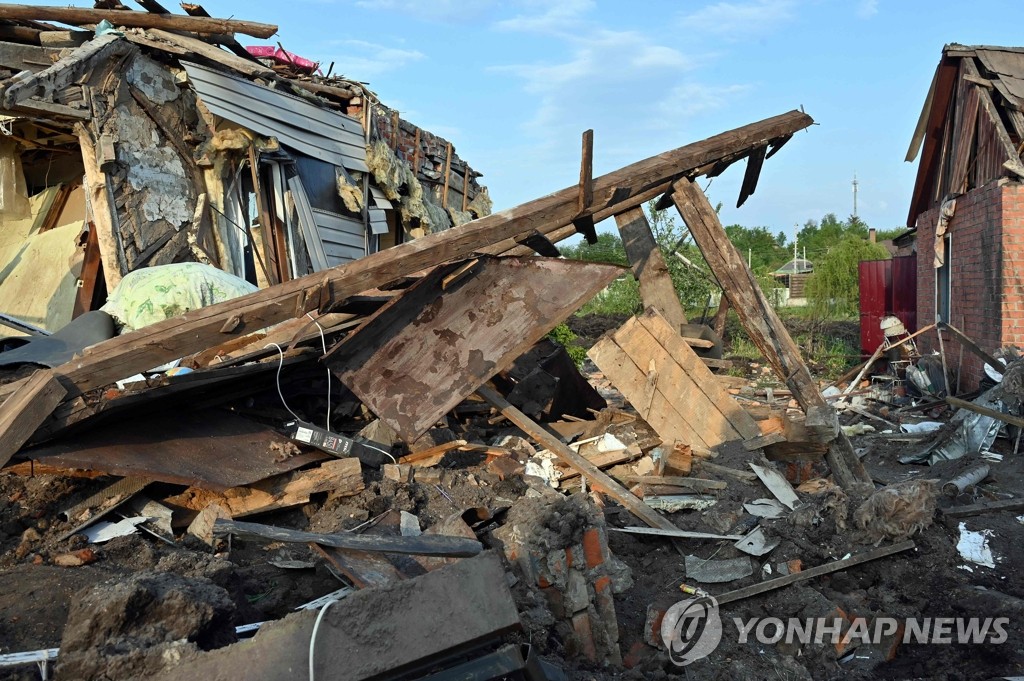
0,186,83,332
854,479,938,545
100,262,257,332
0,139,30,219
336,170,363,213
0,221,82,332
207,128,252,153
447,206,473,228
366,139,450,233
466,185,492,218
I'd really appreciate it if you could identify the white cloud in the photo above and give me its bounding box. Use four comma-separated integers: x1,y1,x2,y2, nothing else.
320,39,424,79
678,0,796,39
352,0,495,22
857,0,879,18
493,0,594,37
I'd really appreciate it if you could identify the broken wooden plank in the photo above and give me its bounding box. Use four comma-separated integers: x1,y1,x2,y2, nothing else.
578,128,593,214
940,497,1024,520
477,386,682,535
715,541,915,605
736,144,767,208
179,3,258,62
692,460,758,483
937,322,1005,376
147,28,273,78
634,308,760,439
588,328,715,450
623,475,726,492
18,409,326,490
0,33,131,108
610,527,742,541
330,257,621,442
588,310,758,452
615,207,688,328
0,370,66,468
946,396,1024,429
311,544,406,589
0,41,60,72
742,432,787,450
163,458,364,517
671,178,871,491
214,519,483,557
0,5,278,38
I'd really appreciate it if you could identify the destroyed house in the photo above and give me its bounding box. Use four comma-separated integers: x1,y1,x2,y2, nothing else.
0,14,490,335
905,44,1024,389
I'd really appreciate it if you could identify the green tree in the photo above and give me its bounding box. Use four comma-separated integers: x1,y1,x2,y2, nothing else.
724,224,791,273
805,236,891,317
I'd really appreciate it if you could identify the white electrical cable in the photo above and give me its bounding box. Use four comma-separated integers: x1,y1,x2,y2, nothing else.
306,313,331,431
308,597,339,681
264,343,301,422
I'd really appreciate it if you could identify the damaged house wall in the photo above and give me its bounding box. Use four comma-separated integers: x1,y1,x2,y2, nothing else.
82,49,210,290
0,28,490,334
907,45,1024,390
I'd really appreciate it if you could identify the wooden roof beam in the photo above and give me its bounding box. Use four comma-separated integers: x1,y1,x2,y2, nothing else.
0,4,277,39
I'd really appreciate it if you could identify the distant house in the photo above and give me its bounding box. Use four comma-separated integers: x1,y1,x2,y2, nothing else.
772,257,813,304
905,44,1024,389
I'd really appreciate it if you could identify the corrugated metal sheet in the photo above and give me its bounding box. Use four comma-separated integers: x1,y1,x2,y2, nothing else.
859,259,891,354
183,61,368,172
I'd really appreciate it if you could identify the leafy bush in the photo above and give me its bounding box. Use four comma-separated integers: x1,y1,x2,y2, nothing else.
806,236,891,317
546,323,588,367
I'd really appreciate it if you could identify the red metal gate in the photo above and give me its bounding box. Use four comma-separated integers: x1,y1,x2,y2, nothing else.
858,255,918,355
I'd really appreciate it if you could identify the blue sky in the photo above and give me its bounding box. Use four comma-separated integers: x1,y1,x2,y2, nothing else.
75,1,1024,237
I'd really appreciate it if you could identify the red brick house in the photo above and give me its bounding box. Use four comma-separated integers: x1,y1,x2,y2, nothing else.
906,44,1024,389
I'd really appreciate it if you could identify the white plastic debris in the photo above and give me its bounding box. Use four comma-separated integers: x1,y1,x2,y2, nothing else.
956,522,996,568
525,456,560,488
83,516,148,543
743,498,787,518
900,421,943,434
842,424,876,436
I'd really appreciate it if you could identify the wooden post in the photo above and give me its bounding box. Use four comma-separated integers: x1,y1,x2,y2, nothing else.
441,142,452,209
614,207,688,329
578,129,593,214
462,165,471,213
411,127,421,177
670,178,871,490
711,294,730,338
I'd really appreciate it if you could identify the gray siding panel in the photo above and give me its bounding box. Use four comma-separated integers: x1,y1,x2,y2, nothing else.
183,61,368,172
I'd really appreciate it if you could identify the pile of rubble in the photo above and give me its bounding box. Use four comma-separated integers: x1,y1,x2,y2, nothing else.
0,5,1020,681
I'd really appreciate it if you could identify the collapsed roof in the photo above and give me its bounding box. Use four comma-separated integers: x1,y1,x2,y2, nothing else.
0,3,490,333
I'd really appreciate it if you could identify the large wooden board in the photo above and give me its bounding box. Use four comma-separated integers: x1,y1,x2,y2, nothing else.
588,309,758,451
330,256,621,441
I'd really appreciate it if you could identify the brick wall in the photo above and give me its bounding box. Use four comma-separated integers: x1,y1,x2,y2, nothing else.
915,179,1006,390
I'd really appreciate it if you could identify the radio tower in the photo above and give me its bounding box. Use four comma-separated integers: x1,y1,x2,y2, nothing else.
852,173,859,218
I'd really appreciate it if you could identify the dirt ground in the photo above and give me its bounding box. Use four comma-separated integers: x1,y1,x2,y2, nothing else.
0,317,1021,680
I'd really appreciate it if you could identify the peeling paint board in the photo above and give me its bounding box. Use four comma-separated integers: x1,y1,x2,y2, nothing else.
749,463,800,510
330,256,623,441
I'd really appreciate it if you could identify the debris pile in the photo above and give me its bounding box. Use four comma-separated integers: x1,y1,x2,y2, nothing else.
0,5,1020,681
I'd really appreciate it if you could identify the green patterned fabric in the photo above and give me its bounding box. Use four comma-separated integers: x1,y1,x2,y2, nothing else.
101,263,258,332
